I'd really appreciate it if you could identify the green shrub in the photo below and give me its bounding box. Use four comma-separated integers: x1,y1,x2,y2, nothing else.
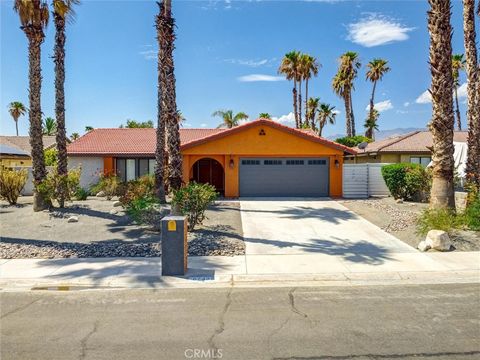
44,148,58,166
37,167,81,205
0,168,28,205
172,182,218,231
90,174,121,200
416,208,461,236
335,135,372,148
125,195,159,223
463,196,480,231
74,187,89,201
382,163,430,201
119,175,156,208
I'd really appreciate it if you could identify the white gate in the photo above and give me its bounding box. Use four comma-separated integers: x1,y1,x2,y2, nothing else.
343,163,390,198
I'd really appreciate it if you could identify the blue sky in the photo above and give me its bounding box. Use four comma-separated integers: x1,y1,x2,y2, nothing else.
1,0,476,137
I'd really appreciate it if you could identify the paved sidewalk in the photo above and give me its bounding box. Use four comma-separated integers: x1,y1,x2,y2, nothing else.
1,251,478,290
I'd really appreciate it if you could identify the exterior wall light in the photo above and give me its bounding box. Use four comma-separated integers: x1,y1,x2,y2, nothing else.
229,158,235,168
335,159,340,168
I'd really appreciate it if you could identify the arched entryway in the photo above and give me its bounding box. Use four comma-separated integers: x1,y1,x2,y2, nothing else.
191,158,225,195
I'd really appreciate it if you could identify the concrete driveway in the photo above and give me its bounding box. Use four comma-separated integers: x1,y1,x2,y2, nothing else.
240,198,446,274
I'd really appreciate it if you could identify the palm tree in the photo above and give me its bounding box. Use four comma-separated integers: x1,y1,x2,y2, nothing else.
157,0,182,191
212,110,248,128
300,54,320,124
14,0,49,211
52,0,79,208
366,58,390,127
259,113,271,119
8,101,27,136
332,73,351,136
278,51,301,128
333,52,360,137
85,125,93,132
364,108,380,140
451,54,466,130
317,103,336,137
42,117,57,135
306,97,320,130
70,132,79,140
463,0,480,189
427,0,456,209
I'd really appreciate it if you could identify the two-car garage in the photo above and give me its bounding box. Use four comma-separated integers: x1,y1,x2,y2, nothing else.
239,157,330,197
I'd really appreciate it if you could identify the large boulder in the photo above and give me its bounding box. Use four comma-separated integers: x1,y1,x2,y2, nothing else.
96,191,106,197
113,200,122,207
425,230,452,251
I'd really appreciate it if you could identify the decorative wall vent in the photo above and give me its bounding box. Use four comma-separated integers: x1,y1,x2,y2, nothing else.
259,129,266,136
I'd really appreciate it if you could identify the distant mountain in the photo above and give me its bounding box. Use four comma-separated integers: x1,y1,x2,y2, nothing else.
326,127,426,141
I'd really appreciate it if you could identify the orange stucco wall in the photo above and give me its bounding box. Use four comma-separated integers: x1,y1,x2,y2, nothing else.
182,124,344,198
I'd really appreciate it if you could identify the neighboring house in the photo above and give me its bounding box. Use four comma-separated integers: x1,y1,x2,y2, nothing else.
0,135,57,168
344,130,468,166
67,119,356,197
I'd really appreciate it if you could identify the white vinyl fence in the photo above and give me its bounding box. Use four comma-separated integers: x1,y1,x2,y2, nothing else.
343,163,390,198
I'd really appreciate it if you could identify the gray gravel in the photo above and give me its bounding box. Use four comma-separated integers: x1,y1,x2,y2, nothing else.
0,198,245,258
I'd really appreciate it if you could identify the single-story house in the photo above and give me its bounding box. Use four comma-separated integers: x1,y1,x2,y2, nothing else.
344,130,468,166
67,119,356,198
0,135,57,168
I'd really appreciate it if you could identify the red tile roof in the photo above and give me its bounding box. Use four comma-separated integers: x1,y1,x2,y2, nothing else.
67,119,356,156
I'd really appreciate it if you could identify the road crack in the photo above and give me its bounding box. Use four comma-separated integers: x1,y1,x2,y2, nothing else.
79,320,99,360
207,286,233,351
288,288,308,319
1,298,40,319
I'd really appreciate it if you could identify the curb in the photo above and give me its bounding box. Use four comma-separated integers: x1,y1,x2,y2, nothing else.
1,270,479,292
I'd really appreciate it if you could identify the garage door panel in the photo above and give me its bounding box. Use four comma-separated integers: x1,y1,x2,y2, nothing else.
239,158,329,197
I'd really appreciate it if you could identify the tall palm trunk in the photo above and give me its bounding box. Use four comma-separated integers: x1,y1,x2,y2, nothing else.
298,79,303,127
154,2,167,203
454,85,462,130
293,80,299,129
463,0,480,188
318,117,325,137
350,94,356,136
14,117,19,136
344,91,352,137
26,28,48,211
158,0,182,191
369,80,377,124
428,0,456,209
304,78,309,124
54,11,68,208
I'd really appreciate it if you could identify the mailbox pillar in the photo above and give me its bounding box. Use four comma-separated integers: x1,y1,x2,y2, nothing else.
161,215,188,276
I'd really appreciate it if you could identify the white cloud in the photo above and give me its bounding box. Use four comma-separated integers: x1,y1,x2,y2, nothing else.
139,45,157,60
271,112,295,124
237,74,285,82
348,14,414,47
457,82,467,98
332,109,341,115
365,99,393,112
224,58,272,67
416,90,432,104
200,123,207,128
238,118,251,125
404,102,410,107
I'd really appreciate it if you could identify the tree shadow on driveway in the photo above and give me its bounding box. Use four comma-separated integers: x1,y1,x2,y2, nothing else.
244,236,395,265
240,206,357,224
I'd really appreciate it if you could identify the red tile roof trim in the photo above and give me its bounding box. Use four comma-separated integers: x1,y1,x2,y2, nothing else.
67,119,356,156
180,119,357,154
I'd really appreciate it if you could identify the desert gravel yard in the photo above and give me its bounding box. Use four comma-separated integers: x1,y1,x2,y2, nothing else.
0,197,244,258
339,197,480,251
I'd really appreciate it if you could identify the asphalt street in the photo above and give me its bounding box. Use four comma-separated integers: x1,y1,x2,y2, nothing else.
1,283,479,360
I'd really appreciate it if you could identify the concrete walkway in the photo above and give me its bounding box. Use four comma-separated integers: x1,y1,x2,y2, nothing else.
1,198,479,290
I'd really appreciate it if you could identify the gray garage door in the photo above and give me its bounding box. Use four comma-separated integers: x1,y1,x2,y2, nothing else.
239,158,329,197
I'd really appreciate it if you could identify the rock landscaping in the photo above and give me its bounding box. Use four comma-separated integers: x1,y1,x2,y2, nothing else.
0,197,245,259
340,197,479,252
